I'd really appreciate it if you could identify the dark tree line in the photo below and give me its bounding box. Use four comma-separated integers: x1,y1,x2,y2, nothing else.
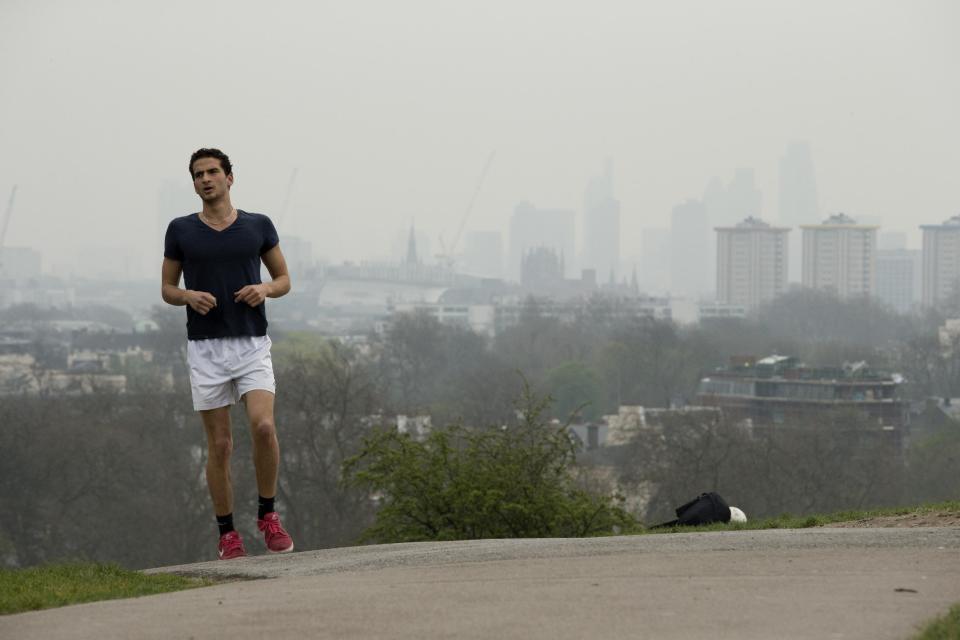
609,410,909,525
0,392,209,569
2,289,960,568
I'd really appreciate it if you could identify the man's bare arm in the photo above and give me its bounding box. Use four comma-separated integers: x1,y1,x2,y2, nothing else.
234,245,291,307
262,245,291,298
161,257,217,315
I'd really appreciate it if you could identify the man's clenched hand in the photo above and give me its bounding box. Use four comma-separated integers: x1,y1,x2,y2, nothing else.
234,284,268,307
185,290,217,315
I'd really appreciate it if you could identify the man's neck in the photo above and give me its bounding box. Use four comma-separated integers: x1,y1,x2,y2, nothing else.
202,198,235,221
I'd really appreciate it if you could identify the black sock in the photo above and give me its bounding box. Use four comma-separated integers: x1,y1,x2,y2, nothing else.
216,513,235,537
258,495,275,519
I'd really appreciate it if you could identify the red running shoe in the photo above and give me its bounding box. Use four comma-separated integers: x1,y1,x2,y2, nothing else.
217,530,247,560
257,512,294,553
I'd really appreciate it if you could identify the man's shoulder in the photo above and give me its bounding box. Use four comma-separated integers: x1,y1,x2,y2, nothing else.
164,214,198,246
239,210,274,224
168,213,199,229
238,211,278,240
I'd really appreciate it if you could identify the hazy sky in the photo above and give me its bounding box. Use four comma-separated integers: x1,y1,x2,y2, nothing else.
1,0,957,278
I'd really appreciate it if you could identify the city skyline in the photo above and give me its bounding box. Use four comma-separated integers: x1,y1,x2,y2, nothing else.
2,147,947,284
1,0,956,281
2,198,956,322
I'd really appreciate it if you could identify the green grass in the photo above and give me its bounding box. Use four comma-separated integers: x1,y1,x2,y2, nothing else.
0,563,210,615
642,500,960,534
912,603,960,640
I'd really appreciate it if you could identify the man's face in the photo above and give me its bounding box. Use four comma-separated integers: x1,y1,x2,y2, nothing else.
192,157,233,202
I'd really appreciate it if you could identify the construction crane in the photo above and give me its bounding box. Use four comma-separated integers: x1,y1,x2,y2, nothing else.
436,151,496,269
0,185,17,274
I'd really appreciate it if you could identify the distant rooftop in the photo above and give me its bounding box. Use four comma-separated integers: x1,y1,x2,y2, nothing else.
823,212,857,225
715,216,790,232
801,212,881,230
709,354,900,383
919,214,960,229
737,216,770,228
756,354,792,367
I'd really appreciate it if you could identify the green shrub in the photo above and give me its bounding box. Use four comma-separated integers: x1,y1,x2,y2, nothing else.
343,392,636,543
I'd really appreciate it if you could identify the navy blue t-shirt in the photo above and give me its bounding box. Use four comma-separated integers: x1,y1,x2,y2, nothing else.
164,210,279,340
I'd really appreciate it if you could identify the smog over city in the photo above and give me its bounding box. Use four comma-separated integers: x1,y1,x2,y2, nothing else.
0,0,959,572
1,0,957,275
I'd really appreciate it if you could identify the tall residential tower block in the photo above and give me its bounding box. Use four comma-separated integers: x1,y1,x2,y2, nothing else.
921,215,960,308
801,213,878,299
716,217,790,312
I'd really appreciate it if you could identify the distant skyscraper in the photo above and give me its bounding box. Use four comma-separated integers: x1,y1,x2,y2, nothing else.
801,213,878,299
727,168,763,223
878,231,908,251
704,169,762,228
921,215,960,308
582,160,621,282
702,177,726,224
779,142,819,227
462,231,503,279
640,228,671,294
876,249,920,313
670,199,711,298
779,142,820,282
521,247,564,289
716,217,789,312
279,235,314,279
702,169,761,282
509,201,575,281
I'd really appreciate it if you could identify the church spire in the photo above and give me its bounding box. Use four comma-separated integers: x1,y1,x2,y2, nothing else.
406,222,419,265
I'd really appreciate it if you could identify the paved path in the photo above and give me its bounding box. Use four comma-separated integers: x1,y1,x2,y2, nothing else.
3,528,959,639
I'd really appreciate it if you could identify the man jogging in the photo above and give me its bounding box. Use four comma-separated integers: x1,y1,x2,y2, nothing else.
161,148,294,559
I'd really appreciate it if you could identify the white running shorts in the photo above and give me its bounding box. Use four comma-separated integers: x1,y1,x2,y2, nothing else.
186,335,276,411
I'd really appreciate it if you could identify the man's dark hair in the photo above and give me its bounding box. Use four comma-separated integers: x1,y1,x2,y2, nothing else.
189,148,233,177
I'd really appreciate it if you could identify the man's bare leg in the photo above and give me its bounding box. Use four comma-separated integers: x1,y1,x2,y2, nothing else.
243,389,293,551
200,406,234,516
243,389,279,499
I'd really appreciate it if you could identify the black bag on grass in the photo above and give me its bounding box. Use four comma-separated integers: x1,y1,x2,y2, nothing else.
652,492,732,528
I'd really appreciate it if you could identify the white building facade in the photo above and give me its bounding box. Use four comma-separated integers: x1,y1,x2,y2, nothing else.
875,249,920,313
801,213,878,299
715,217,789,312
921,215,960,308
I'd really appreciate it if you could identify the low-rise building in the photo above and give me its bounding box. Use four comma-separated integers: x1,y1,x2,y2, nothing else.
389,302,496,335
698,301,748,322
0,353,39,394
604,405,722,446
876,248,920,313
696,355,907,430
493,295,672,334
388,293,673,337
41,370,127,395
396,414,432,440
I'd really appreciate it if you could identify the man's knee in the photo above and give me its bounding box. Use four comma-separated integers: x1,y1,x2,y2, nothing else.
208,435,233,465
251,418,276,444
